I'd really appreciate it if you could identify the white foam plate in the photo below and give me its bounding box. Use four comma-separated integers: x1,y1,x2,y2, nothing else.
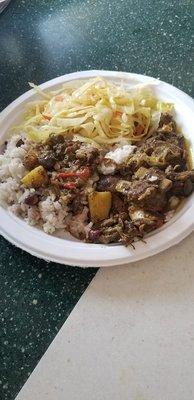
1,70,194,267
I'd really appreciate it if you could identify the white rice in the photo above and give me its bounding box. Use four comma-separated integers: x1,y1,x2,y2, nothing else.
0,135,69,235
0,135,28,181
39,195,69,234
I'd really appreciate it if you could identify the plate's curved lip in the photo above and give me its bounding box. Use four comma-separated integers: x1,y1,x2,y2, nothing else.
0,70,194,267
0,206,194,268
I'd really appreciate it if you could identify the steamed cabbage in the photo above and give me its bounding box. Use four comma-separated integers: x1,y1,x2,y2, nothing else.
14,77,174,145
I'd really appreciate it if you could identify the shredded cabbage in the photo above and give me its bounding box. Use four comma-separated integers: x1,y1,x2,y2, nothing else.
15,77,173,145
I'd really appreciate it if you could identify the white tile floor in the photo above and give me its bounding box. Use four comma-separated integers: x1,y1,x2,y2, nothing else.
16,232,194,400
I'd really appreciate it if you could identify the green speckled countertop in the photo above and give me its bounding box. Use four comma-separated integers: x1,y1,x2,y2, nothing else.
0,0,193,399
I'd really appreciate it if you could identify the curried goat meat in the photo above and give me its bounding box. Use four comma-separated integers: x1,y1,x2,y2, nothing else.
111,193,128,213
135,138,183,169
165,166,194,196
95,215,140,245
99,227,121,244
24,149,39,170
127,121,185,171
128,206,163,234
38,153,57,170
159,113,176,132
97,175,120,192
116,166,172,212
75,145,99,163
149,142,183,167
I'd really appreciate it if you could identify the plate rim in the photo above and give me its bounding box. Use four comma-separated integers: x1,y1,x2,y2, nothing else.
1,69,194,267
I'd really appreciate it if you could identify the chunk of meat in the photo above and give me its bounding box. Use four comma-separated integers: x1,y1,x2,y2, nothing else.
97,175,119,192
149,142,183,167
38,138,99,169
99,226,121,244
134,167,149,180
116,179,155,198
123,221,142,244
64,141,83,162
47,135,64,145
70,196,85,214
75,145,99,163
98,217,138,245
126,151,146,172
117,165,133,178
128,206,163,234
23,149,39,170
165,166,194,181
173,179,193,197
165,166,194,196
135,167,172,192
157,131,185,149
127,142,183,170
89,213,139,245
38,153,56,170
111,194,128,213
53,142,67,160
91,215,122,244
100,216,119,227
159,113,176,132
44,136,81,163
116,176,170,212
146,127,184,150
65,141,81,154
134,166,162,183
127,128,185,171
159,113,174,127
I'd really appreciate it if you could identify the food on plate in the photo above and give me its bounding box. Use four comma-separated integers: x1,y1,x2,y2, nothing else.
13,77,173,145
88,191,112,222
0,77,193,246
21,166,48,188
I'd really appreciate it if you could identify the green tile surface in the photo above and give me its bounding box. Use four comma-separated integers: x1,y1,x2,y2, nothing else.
0,237,97,399
0,0,193,399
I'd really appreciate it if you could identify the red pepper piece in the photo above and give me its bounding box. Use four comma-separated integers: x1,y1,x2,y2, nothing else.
77,167,91,180
56,167,91,181
63,182,77,190
57,172,77,179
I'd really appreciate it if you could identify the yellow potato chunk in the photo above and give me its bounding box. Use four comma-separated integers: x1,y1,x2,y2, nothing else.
88,191,112,223
21,166,48,188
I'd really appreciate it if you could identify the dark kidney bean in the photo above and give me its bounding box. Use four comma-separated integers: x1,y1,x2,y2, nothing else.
24,193,39,206
88,229,101,243
16,138,24,147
